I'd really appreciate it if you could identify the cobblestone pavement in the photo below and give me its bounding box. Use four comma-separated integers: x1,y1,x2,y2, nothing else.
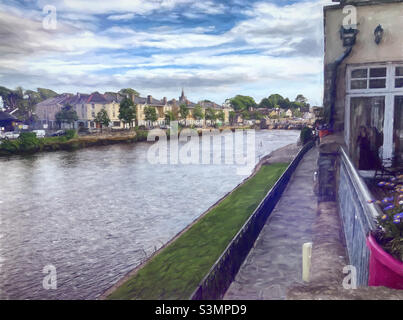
224,147,319,300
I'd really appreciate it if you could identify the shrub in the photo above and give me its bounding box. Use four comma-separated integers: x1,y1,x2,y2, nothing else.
18,132,40,152
300,126,313,145
135,129,148,142
0,139,20,153
65,129,77,140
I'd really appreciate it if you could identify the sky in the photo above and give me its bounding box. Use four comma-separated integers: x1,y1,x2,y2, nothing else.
0,0,333,105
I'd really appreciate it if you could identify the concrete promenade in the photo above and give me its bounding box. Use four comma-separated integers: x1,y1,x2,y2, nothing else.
224,147,319,300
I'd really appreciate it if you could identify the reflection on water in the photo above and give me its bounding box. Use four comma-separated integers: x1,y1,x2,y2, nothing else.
0,130,299,299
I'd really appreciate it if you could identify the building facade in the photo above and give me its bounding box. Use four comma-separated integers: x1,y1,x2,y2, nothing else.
324,0,403,168
35,90,233,130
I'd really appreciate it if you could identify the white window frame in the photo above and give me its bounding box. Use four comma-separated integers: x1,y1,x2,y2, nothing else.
345,62,403,161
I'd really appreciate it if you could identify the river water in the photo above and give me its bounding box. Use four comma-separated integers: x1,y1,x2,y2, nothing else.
0,129,299,299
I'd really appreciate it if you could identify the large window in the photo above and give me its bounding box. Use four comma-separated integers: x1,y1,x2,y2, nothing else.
350,97,384,169
394,67,403,89
350,67,387,90
394,97,403,165
346,63,403,169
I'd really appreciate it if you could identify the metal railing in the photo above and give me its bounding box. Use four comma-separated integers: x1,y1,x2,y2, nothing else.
190,141,314,300
338,146,381,286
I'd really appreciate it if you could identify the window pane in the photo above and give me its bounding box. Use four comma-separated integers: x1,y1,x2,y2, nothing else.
369,79,386,89
351,69,367,78
395,78,403,88
395,67,403,77
351,80,367,89
370,67,386,78
350,97,385,170
394,96,403,165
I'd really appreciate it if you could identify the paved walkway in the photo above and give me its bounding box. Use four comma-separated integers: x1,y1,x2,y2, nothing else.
224,147,319,300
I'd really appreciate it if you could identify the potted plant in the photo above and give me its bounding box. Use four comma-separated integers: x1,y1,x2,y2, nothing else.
367,175,403,289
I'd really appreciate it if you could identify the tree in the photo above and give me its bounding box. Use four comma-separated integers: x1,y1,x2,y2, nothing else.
119,97,136,128
119,88,140,98
164,110,177,125
267,94,285,109
192,105,204,121
241,109,250,120
293,109,303,118
55,104,78,129
94,109,110,132
229,111,236,125
259,97,273,109
144,106,158,127
37,88,58,100
179,104,189,123
18,89,41,123
217,110,225,123
228,95,257,111
205,107,217,123
295,94,308,105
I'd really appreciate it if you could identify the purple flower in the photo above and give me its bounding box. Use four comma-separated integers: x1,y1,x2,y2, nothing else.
384,205,394,211
394,212,403,219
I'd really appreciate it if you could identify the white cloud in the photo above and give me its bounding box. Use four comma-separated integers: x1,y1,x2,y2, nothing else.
0,0,330,105
107,13,135,21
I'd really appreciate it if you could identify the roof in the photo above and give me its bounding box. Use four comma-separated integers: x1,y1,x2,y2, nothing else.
104,93,123,103
86,92,108,104
134,96,147,104
0,111,21,121
36,94,72,107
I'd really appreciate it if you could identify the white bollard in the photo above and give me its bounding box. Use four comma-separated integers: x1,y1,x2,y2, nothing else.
302,242,313,282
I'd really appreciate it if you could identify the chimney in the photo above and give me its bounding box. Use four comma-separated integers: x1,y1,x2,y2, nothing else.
147,95,152,104
162,97,167,105
131,93,135,103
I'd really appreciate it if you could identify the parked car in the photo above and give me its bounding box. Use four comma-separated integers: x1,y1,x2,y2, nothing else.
32,130,46,138
4,131,20,139
50,130,66,137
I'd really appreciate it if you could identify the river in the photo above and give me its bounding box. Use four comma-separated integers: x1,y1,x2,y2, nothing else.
0,129,299,299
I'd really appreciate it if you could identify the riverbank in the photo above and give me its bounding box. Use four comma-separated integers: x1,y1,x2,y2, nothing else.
0,130,146,156
102,142,300,300
0,126,300,157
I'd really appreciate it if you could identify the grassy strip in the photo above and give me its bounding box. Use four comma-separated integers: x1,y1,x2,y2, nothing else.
107,162,289,300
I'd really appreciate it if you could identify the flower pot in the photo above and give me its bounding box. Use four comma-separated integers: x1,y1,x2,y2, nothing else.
318,129,331,138
366,234,403,289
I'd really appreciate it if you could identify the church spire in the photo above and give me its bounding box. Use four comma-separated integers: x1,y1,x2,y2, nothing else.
179,88,186,102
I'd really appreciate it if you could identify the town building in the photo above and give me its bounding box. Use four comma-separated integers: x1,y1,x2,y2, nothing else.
324,0,403,168
317,0,403,289
35,90,232,129
0,111,22,132
35,92,123,129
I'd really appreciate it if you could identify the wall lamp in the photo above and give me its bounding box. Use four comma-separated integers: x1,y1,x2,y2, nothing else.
374,24,384,45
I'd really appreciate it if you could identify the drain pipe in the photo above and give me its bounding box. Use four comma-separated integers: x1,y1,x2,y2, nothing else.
328,45,353,129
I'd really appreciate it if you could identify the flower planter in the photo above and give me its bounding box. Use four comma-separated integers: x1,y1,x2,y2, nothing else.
318,129,331,138
366,234,403,290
